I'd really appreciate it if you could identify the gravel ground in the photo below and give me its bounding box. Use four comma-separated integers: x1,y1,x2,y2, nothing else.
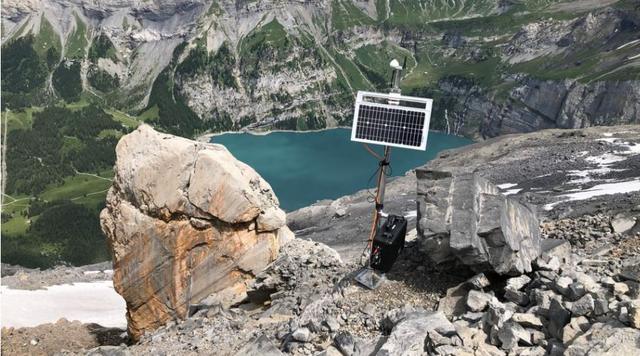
1,319,127,356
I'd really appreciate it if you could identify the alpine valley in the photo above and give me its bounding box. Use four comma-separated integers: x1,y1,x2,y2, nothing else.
3,0,640,137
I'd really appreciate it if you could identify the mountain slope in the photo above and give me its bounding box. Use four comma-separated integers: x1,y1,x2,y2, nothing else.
2,0,639,137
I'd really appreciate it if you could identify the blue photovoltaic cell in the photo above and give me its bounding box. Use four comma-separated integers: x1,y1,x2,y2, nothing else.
354,104,425,148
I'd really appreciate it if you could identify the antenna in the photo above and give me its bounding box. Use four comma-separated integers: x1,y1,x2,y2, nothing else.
351,58,433,289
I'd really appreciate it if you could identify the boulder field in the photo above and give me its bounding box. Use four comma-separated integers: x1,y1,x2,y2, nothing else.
34,124,633,355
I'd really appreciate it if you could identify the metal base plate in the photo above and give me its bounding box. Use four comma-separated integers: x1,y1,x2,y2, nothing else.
354,267,385,290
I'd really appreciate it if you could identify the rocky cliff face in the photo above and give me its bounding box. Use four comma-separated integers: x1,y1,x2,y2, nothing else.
2,0,638,137
100,124,293,340
437,76,640,139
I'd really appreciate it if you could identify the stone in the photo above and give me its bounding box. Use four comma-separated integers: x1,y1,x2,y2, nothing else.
468,273,491,290
86,346,131,356
620,265,640,283
316,346,343,356
438,282,472,318
553,276,573,297
292,328,311,342
530,329,546,346
614,282,630,296
567,282,586,301
548,299,571,340
333,331,363,356
536,270,559,285
594,298,609,316
546,340,565,356
580,259,608,267
417,170,541,275
432,345,458,355
601,276,616,287
377,311,455,355
518,346,546,356
506,275,531,291
512,313,544,329
425,330,454,350
562,316,590,345
485,299,514,330
571,294,594,316
618,306,630,324
100,125,288,340
629,300,640,329
460,312,485,323
531,289,558,310
324,317,341,333
572,273,600,294
611,215,636,234
235,335,284,356
504,289,529,306
498,322,531,350
628,281,640,299
565,321,640,356
536,256,561,272
539,239,571,264
454,323,506,356
466,290,492,312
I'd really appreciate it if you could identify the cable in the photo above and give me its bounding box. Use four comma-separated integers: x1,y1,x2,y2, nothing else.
362,143,383,161
358,145,394,267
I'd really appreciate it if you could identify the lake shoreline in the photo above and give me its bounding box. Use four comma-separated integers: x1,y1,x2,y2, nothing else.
206,129,473,210
197,126,469,143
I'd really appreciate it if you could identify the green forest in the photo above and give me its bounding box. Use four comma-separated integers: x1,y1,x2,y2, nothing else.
2,105,127,268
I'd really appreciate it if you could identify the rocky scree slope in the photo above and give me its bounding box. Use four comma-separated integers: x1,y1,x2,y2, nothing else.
2,125,640,355
1,0,639,137
85,125,640,355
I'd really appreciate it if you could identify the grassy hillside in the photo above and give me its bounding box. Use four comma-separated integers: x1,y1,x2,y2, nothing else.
0,100,146,268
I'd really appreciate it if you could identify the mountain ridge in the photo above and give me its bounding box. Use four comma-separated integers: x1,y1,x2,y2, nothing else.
2,0,639,138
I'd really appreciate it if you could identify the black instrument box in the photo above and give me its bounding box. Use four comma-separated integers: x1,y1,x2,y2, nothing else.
370,215,407,272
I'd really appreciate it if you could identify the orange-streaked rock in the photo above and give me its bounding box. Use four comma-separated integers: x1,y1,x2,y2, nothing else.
100,125,292,340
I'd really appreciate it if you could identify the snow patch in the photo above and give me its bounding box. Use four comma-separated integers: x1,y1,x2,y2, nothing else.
585,153,628,165
83,270,114,275
504,188,522,196
544,178,640,210
1,281,126,328
588,139,640,164
498,183,522,195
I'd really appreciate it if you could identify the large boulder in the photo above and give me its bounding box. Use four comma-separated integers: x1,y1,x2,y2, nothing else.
416,169,540,275
100,125,292,340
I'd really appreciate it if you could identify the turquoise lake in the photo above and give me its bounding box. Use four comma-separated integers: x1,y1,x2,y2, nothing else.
211,128,472,211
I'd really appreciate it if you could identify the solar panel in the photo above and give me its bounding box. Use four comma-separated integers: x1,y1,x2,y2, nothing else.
350,91,433,151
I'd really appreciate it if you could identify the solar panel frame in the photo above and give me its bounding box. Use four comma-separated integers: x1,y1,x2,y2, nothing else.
350,91,433,151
